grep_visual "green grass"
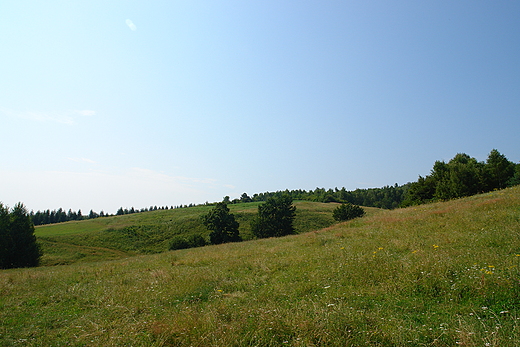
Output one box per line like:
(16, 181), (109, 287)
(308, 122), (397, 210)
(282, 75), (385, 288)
(1, 188), (519, 346)
(35, 201), (345, 266)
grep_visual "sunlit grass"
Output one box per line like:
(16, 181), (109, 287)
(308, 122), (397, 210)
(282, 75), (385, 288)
(35, 201), (341, 266)
(1, 187), (519, 346)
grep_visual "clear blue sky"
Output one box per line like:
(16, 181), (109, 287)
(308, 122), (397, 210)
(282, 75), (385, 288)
(1, 1), (519, 213)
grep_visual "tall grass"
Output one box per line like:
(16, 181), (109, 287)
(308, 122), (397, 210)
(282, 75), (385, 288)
(1, 187), (519, 346)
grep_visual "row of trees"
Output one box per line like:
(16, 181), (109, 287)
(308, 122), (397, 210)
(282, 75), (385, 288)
(30, 208), (101, 225)
(0, 203), (41, 269)
(234, 183), (409, 209)
(232, 150), (518, 209)
(31, 203), (201, 226)
(30, 149), (517, 227)
(231, 185), (409, 210)
(403, 149), (520, 205)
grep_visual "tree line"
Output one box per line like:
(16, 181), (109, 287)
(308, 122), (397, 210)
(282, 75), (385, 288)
(231, 185), (409, 209)
(234, 149), (518, 208)
(402, 149), (519, 206)
(29, 149), (519, 226)
(31, 204), (199, 226)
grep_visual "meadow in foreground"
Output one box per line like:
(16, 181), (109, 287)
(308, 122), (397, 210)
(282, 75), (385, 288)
(1, 187), (519, 346)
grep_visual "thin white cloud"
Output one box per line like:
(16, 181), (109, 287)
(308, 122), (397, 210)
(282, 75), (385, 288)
(126, 19), (137, 31)
(2, 109), (96, 125)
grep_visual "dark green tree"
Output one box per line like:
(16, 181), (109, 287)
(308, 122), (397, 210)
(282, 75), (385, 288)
(485, 149), (516, 190)
(401, 175), (436, 206)
(240, 193), (252, 203)
(0, 203), (42, 269)
(201, 201), (241, 245)
(251, 195), (296, 238)
(332, 203), (365, 221)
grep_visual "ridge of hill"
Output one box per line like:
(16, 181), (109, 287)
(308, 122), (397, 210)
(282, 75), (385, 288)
(35, 201), (369, 266)
(2, 186), (519, 346)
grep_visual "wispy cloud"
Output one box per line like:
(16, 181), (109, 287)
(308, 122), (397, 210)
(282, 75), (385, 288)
(2, 109), (96, 125)
(126, 19), (137, 31)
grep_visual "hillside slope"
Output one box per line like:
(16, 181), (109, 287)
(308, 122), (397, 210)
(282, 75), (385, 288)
(2, 187), (519, 346)
(35, 201), (354, 266)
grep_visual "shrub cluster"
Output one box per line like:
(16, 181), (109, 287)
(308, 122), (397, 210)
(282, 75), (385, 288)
(169, 234), (206, 251)
(332, 203), (365, 221)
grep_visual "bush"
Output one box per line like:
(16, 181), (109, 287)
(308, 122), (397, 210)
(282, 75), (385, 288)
(169, 234), (206, 251)
(332, 203), (365, 221)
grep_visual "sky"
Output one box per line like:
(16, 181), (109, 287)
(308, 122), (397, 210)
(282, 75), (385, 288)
(1, 1), (519, 214)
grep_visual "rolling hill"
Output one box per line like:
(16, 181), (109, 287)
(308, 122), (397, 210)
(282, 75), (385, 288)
(1, 187), (519, 346)
(34, 201), (354, 266)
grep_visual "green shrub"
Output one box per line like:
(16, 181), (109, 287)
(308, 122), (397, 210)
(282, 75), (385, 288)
(169, 234), (206, 250)
(186, 234), (207, 248)
(332, 203), (365, 221)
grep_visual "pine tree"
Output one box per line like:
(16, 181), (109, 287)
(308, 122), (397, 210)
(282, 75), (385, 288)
(0, 203), (41, 269)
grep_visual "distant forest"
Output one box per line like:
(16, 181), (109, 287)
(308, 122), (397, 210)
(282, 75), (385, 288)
(30, 149), (519, 226)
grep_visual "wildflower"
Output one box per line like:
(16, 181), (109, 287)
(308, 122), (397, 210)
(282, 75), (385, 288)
(433, 245), (439, 249)
(412, 250), (418, 254)
(217, 289), (223, 292)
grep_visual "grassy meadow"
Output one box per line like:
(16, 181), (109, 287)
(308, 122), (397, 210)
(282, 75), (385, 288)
(34, 201), (343, 266)
(1, 188), (519, 346)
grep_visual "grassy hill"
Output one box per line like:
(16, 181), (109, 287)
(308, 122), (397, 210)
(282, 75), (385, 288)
(1, 187), (520, 346)
(35, 201), (351, 266)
